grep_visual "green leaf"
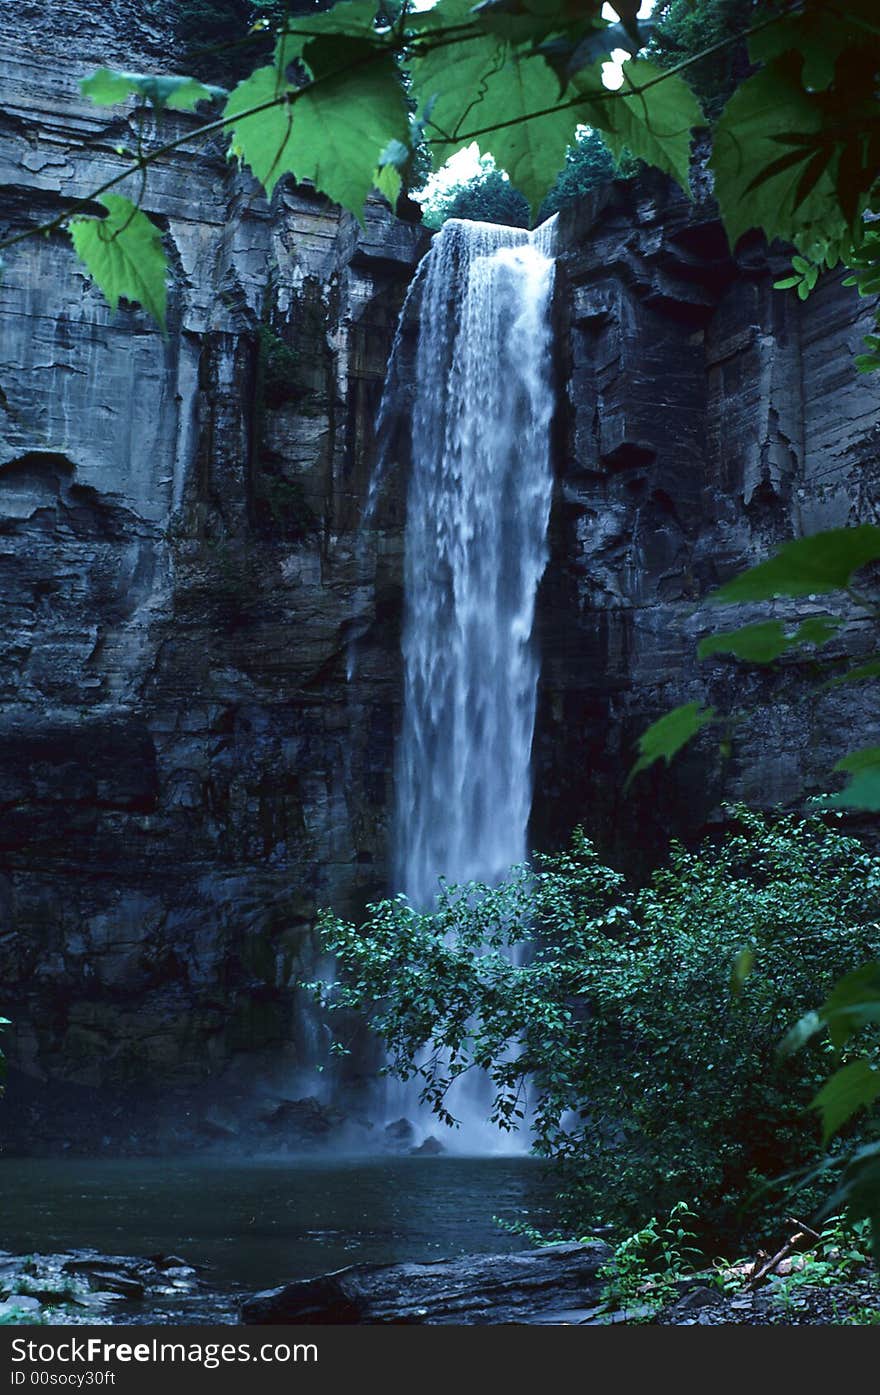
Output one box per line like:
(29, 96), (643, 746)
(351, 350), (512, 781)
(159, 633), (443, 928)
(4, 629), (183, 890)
(711, 526), (880, 603)
(794, 148), (835, 215)
(476, 56), (585, 213)
(745, 146), (812, 196)
(81, 68), (223, 110)
(821, 962), (880, 1051)
(819, 1140), (880, 1263)
(595, 59), (702, 192)
(275, 0), (383, 71)
(378, 136), (410, 171)
(153, 76), (226, 110)
(730, 947), (755, 998)
(827, 659), (880, 688)
(824, 747), (880, 813)
(779, 1009), (823, 1057)
(711, 58), (839, 249)
(792, 616), (841, 647)
(297, 36), (410, 217)
(227, 67), (305, 198)
(226, 39), (409, 218)
(539, 17), (655, 86)
(410, 0), (501, 140)
(80, 67), (135, 104)
(836, 747), (880, 774)
(417, 43), (699, 215)
(473, 0), (608, 45)
(698, 620), (790, 665)
(782, 961), (880, 1058)
(414, 12), (580, 213)
(375, 158), (402, 206)
(412, 8), (540, 201)
(811, 1059), (880, 1143)
(698, 616), (842, 665)
(749, 6), (874, 94)
(626, 702), (716, 789)
(69, 195), (167, 331)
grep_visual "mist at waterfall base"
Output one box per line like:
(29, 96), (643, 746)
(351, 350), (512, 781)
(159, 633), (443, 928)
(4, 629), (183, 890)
(354, 216), (558, 1155)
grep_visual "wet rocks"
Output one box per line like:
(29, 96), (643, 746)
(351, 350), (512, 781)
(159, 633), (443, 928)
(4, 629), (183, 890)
(410, 1136), (445, 1157)
(382, 1118), (416, 1153)
(240, 1240), (611, 1325)
(0, 1249), (209, 1322)
(0, 1295), (43, 1320)
(258, 1096), (348, 1145)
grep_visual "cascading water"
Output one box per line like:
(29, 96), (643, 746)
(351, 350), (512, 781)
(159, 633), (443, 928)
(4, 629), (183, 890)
(370, 215), (558, 1150)
(395, 217), (557, 909)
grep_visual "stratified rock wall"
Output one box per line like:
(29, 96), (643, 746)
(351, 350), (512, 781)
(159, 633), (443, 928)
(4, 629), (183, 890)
(0, 4), (426, 1141)
(534, 176), (880, 866)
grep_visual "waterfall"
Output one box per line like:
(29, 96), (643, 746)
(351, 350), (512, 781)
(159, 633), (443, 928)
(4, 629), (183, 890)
(367, 215), (557, 1150)
(396, 217), (557, 909)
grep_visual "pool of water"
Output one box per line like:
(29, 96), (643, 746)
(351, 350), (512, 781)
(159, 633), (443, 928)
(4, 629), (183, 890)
(0, 1155), (556, 1298)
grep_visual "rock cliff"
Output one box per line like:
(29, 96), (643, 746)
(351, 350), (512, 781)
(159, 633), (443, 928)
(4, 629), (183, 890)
(1, 6), (878, 1148)
(534, 177), (880, 867)
(0, 3), (424, 1146)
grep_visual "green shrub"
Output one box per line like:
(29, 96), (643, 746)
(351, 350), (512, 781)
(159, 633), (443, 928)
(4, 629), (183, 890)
(420, 131), (639, 231)
(597, 1202), (701, 1318)
(537, 130), (640, 220)
(258, 325), (301, 410)
(420, 159), (531, 231)
(315, 809), (880, 1247)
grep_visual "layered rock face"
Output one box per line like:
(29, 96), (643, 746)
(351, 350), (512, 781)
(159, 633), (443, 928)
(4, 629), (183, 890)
(1, 6), (878, 1147)
(534, 177), (880, 867)
(0, 5), (426, 1145)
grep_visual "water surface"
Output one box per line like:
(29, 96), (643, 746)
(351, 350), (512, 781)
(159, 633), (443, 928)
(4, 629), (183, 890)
(1, 1154), (555, 1297)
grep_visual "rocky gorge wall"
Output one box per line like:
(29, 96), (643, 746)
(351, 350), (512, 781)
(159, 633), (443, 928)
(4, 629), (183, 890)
(1, 4), (879, 1151)
(534, 177), (880, 867)
(0, 2), (425, 1148)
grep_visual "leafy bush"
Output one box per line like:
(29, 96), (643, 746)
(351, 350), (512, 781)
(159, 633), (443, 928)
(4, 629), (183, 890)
(764, 1216), (873, 1316)
(597, 1202), (701, 1318)
(420, 159), (531, 231)
(537, 129), (640, 220)
(316, 810), (880, 1247)
(420, 131), (638, 231)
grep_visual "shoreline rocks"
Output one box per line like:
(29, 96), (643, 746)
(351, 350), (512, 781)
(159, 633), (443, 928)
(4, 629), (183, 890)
(0, 1249), (235, 1325)
(240, 1241), (611, 1325)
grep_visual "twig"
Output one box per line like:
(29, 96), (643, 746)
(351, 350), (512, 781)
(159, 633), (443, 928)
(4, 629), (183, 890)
(748, 1225), (818, 1288)
(786, 1216), (823, 1244)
